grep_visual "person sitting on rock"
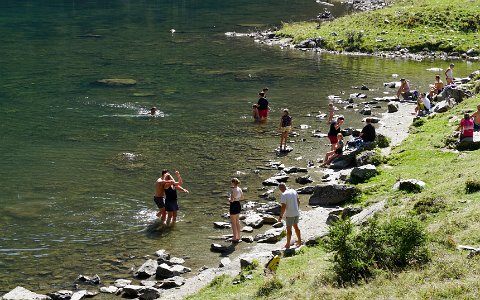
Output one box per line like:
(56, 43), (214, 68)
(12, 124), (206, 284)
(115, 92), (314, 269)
(320, 133), (344, 167)
(397, 78), (412, 100)
(414, 93), (430, 116)
(327, 116), (344, 151)
(348, 118), (376, 149)
(471, 104), (480, 132)
(456, 113), (474, 142)
(429, 75), (444, 99)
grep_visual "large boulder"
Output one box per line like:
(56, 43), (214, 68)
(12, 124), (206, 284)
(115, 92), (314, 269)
(350, 164), (378, 182)
(257, 202), (281, 215)
(243, 214), (264, 228)
(254, 228), (284, 243)
(296, 186), (315, 194)
(393, 179), (426, 193)
(159, 276), (185, 289)
(46, 291), (72, 300)
(123, 285), (161, 300)
(387, 101), (399, 113)
(155, 250), (171, 261)
(355, 150), (377, 166)
(436, 86), (466, 103)
(3, 287), (51, 300)
(135, 259), (158, 279)
(329, 151), (356, 169)
(113, 279), (131, 288)
(309, 184), (361, 206)
(74, 274), (100, 285)
(295, 175), (313, 184)
(155, 263), (190, 279)
(433, 99), (456, 113)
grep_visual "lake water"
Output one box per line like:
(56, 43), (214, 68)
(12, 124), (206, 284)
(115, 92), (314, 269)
(0, 0), (476, 293)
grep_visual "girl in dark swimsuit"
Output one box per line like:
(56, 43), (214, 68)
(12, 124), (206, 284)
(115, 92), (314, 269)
(164, 174), (189, 225)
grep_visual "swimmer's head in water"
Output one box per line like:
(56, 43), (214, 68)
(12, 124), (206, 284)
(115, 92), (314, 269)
(150, 107), (157, 115)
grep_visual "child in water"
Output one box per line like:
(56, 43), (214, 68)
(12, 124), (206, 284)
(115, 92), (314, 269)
(252, 104), (259, 122)
(279, 109), (292, 151)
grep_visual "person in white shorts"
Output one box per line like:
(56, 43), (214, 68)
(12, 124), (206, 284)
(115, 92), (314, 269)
(278, 183), (302, 249)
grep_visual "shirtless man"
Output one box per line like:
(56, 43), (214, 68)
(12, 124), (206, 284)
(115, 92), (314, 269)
(154, 169), (183, 223)
(396, 78), (412, 100)
(471, 104), (480, 132)
(429, 75), (444, 98)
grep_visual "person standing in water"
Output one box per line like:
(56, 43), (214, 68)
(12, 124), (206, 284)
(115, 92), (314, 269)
(163, 171), (189, 225)
(445, 63), (455, 85)
(154, 170), (182, 224)
(257, 91), (269, 121)
(229, 178), (244, 243)
(279, 109), (292, 151)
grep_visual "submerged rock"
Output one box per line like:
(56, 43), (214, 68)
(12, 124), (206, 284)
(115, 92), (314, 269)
(47, 290), (72, 300)
(75, 274), (101, 285)
(94, 78), (137, 86)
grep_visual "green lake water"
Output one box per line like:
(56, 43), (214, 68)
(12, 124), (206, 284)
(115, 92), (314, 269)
(0, 0), (477, 293)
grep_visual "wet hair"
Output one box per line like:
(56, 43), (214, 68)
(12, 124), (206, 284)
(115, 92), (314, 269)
(262, 87), (269, 92)
(252, 104), (258, 108)
(231, 178), (241, 185)
(162, 169), (169, 176)
(259, 92), (265, 97)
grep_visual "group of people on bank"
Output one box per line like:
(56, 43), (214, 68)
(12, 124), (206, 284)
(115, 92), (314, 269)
(396, 63), (456, 117)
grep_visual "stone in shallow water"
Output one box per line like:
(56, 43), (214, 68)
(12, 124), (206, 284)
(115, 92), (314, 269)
(94, 78), (137, 86)
(4, 287), (51, 300)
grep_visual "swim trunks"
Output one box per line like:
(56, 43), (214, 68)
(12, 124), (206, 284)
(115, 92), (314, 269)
(154, 196), (165, 209)
(229, 201), (241, 215)
(285, 216), (299, 227)
(328, 135), (338, 144)
(258, 109), (268, 119)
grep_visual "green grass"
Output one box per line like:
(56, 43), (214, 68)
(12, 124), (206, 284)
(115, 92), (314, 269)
(277, 0), (480, 54)
(189, 94), (480, 299)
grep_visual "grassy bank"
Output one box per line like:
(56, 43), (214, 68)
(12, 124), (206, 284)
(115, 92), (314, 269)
(189, 93), (480, 299)
(277, 0), (480, 54)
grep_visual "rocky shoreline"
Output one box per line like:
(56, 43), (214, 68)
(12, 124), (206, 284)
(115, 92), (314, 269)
(3, 68), (478, 300)
(225, 30), (480, 62)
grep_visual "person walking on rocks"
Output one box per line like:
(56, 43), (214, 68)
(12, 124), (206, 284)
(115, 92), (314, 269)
(279, 109), (292, 151)
(445, 63), (455, 85)
(229, 178), (244, 243)
(327, 116), (344, 151)
(278, 183), (302, 249)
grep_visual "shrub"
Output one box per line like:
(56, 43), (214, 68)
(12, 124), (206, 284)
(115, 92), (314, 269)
(413, 196), (446, 214)
(256, 276), (283, 297)
(208, 274), (229, 287)
(376, 134), (391, 148)
(325, 217), (430, 284)
(465, 179), (480, 194)
(412, 118), (426, 128)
